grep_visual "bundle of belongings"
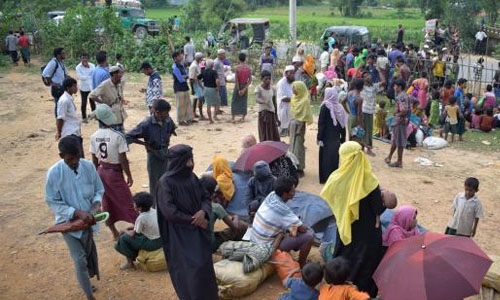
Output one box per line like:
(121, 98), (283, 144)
(218, 240), (273, 273)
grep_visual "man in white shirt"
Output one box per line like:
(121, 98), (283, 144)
(276, 65), (295, 136)
(76, 53), (95, 122)
(475, 28), (488, 55)
(319, 45), (330, 72)
(183, 36), (195, 66)
(189, 52), (205, 119)
(56, 77), (83, 157)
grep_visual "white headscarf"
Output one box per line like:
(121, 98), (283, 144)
(321, 87), (347, 128)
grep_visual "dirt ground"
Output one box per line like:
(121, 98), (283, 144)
(0, 66), (499, 300)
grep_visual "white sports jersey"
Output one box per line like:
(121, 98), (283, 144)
(89, 128), (129, 164)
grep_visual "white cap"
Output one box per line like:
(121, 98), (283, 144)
(217, 49), (226, 55)
(292, 55), (303, 63)
(285, 65), (295, 72)
(194, 52), (203, 59)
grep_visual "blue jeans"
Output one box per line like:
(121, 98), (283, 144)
(62, 231), (94, 298)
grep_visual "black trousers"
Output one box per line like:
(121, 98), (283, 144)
(80, 90), (94, 119)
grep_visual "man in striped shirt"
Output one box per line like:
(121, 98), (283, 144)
(243, 176), (314, 267)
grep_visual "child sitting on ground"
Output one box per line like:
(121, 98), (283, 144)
(480, 108), (496, 132)
(277, 262), (323, 300)
(375, 100), (388, 138)
(114, 192), (162, 270)
(445, 177), (484, 237)
(211, 155), (235, 207)
(428, 91), (441, 128)
(247, 161), (277, 221)
(199, 175), (247, 252)
(382, 205), (421, 247)
(444, 96), (461, 143)
(470, 108), (482, 130)
(319, 257), (370, 300)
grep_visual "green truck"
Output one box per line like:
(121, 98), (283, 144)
(114, 6), (160, 39)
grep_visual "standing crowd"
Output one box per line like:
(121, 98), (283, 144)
(38, 20), (491, 300)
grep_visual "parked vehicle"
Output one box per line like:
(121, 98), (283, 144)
(320, 26), (370, 47)
(114, 6), (160, 39)
(218, 18), (270, 50)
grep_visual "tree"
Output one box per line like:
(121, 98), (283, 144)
(394, 0), (407, 13)
(329, 0), (363, 17)
(479, 0), (499, 25)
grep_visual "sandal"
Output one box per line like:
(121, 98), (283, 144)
(384, 157), (391, 164)
(388, 162), (402, 168)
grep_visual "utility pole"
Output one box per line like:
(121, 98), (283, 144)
(289, 0), (296, 53)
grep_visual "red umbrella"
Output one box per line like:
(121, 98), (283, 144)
(373, 232), (492, 300)
(234, 141), (289, 171)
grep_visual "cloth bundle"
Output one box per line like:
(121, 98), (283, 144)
(218, 240), (272, 273)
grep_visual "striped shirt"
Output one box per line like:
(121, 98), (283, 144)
(244, 192), (302, 244)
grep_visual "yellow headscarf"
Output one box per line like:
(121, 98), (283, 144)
(320, 141), (379, 245)
(290, 81), (313, 125)
(212, 155), (235, 201)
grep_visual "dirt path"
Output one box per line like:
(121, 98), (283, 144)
(0, 66), (499, 300)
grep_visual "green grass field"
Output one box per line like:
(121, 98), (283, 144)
(146, 5), (426, 43)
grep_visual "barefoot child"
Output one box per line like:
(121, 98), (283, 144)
(444, 96), (461, 142)
(445, 177), (484, 237)
(319, 257), (370, 300)
(114, 192), (161, 270)
(375, 100), (388, 138)
(278, 262), (323, 300)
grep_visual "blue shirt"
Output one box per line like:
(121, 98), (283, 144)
(454, 87), (465, 111)
(42, 58), (67, 86)
(126, 115), (177, 150)
(45, 159), (104, 239)
(92, 65), (110, 90)
(278, 278), (319, 300)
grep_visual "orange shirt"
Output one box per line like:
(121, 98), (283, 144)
(319, 284), (370, 300)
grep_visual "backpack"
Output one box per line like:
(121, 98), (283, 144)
(41, 59), (58, 86)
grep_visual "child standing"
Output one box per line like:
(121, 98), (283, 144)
(114, 192), (162, 270)
(428, 91), (441, 128)
(278, 262), (323, 300)
(319, 257), (370, 300)
(444, 96), (460, 142)
(445, 177), (484, 237)
(375, 100), (388, 138)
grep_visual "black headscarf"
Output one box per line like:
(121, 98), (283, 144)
(164, 144), (193, 177)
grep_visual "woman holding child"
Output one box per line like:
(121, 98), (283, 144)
(321, 141), (386, 298)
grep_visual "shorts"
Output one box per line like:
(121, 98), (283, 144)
(444, 122), (457, 134)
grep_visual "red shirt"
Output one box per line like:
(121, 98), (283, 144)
(18, 35), (29, 47)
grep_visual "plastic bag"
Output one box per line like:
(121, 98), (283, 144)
(215, 259), (275, 299)
(136, 249), (167, 272)
(422, 136), (448, 150)
(415, 129), (424, 146)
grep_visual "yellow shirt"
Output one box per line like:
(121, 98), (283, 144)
(433, 60), (445, 77)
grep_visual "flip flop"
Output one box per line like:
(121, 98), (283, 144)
(384, 157), (391, 164)
(388, 162), (402, 168)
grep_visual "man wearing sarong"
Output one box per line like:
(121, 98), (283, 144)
(157, 144), (219, 300)
(172, 50), (195, 126)
(45, 135), (104, 300)
(276, 65), (295, 136)
(126, 99), (176, 206)
(90, 104), (137, 240)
